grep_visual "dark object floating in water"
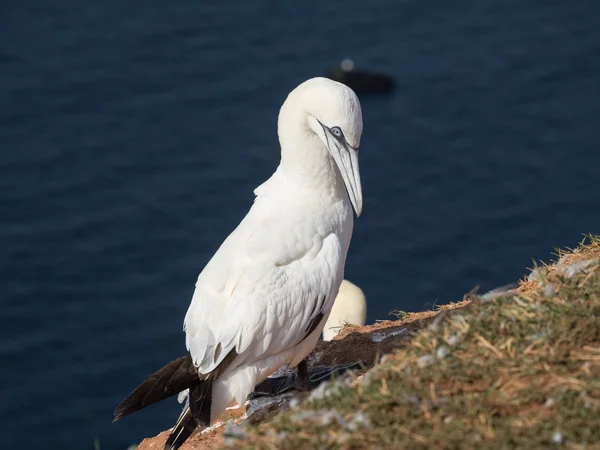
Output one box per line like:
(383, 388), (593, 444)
(328, 59), (395, 94)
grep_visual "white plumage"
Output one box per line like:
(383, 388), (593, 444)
(322, 279), (367, 341)
(183, 77), (363, 422)
(114, 78), (364, 444)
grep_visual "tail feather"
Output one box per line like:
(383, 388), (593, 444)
(164, 407), (196, 450)
(115, 348), (237, 449)
(164, 382), (213, 450)
(114, 356), (197, 422)
(189, 381), (213, 427)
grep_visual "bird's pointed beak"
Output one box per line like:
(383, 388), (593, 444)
(326, 134), (363, 217)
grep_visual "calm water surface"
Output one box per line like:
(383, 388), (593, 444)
(2, 1), (600, 448)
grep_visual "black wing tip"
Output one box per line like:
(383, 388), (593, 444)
(113, 407), (128, 422)
(112, 356), (198, 423)
(112, 390), (147, 422)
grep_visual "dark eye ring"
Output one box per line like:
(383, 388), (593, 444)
(330, 126), (343, 138)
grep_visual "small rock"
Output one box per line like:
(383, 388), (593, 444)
(201, 421), (224, 434)
(345, 421), (358, 432)
(528, 269), (541, 282)
(309, 382), (329, 400)
(362, 370), (375, 385)
(318, 408), (345, 427)
(447, 333), (461, 346)
(370, 328), (407, 343)
(247, 392), (298, 423)
(277, 432), (288, 441)
(353, 411), (370, 427)
(543, 398), (555, 408)
(565, 258), (598, 278)
(552, 431), (563, 445)
(223, 421), (246, 438)
(527, 268), (542, 282)
(223, 421), (247, 447)
(307, 351), (323, 365)
(405, 392), (420, 406)
(480, 283), (519, 302)
(417, 354), (436, 368)
(319, 432), (330, 441)
(345, 411), (371, 431)
(436, 345), (450, 359)
(556, 257), (598, 278)
(429, 312), (448, 331)
(289, 410), (315, 424)
(336, 434), (350, 444)
(451, 314), (468, 326)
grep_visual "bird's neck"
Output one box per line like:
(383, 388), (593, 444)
(278, 129), (346, 200)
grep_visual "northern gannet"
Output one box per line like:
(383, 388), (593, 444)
(113, 77), (363, 450)
(322, 279), (367, 341)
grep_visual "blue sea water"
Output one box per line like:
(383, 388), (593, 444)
(1, 1), (600, 448)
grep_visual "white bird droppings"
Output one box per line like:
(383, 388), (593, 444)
(417, 354), (436, 368)
(552, 431), (563, 445)
(436, 345), (450, 360)
(447, 333), (462, 346)
(370, 328), (407, 343)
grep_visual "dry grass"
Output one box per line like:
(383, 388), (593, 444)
(518, 234), (600, 296)
(221, 235), (600, 449)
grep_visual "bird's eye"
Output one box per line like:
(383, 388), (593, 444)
(330, 126), (343, 138)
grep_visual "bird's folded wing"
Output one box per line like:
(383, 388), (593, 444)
(183, 214), (342, 377)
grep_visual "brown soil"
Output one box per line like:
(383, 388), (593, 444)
(137, 405), (247, 450)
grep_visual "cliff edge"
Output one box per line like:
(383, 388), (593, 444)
(136, 235), (600, 449)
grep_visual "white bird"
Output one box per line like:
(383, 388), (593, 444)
(322, 279), (367, 341)
(113, 77), (363, 450)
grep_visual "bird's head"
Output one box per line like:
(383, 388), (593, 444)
(278, 77), (363, 217)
